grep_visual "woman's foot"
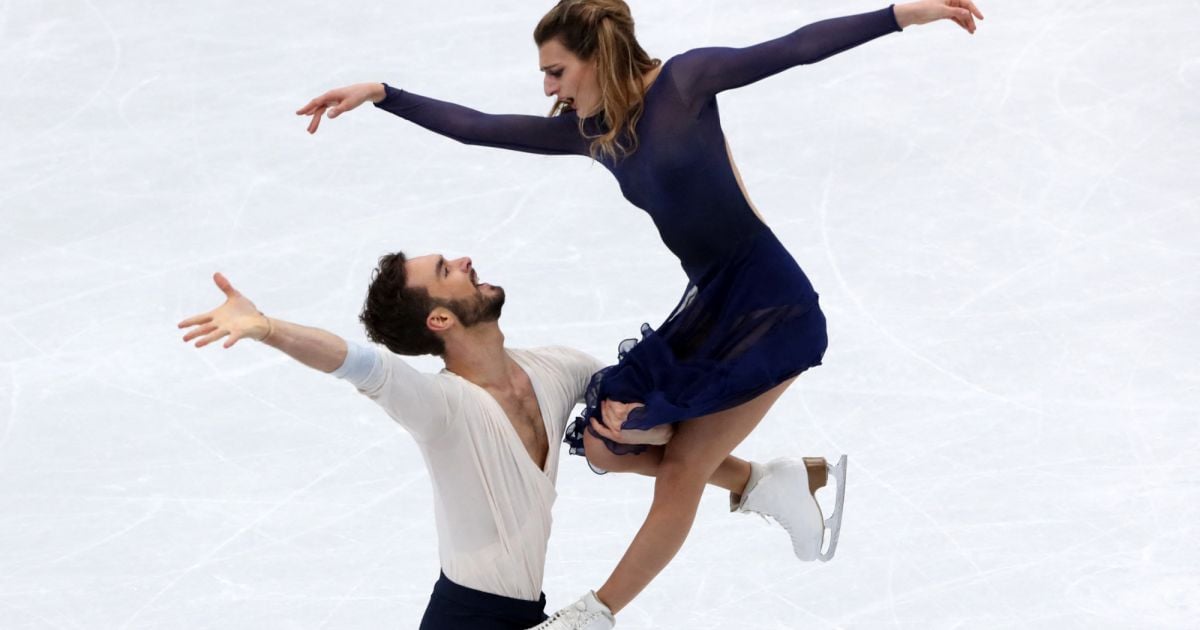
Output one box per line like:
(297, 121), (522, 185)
(732, 455), (848, 561)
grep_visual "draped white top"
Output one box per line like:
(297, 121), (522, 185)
(334, 342), (602, 600)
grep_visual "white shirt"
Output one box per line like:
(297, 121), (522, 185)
(333, 342), (602, 601)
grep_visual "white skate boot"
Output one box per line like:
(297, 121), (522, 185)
(526, 591), (615, 630)
(732, 455), (847, 562)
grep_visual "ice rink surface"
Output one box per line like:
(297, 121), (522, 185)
(2, 0), (1198, 628)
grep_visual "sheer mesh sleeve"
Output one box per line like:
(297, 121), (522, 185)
(374, 85), (589, 156)
(668, 6), (901, 106)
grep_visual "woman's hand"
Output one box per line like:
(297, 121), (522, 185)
(590, 400), (676, 446)
(296, 82), (387, 134)
(894, 0), (984, 34)
(178, 273), (271, 349)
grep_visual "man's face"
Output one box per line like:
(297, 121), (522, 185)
(405, 254), (505, 327)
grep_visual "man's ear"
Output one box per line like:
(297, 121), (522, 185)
(427, 307), (455, 334)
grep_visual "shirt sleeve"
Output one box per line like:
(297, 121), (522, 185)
(545, 346), (605, 405)
(333, 341), (450, 442)
(374, 85), (590, 156)
(668, 6), (902, 106)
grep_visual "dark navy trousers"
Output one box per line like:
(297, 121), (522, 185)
(418, 572), (548, 630)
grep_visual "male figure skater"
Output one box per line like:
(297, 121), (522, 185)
(178, 252), (820, 629)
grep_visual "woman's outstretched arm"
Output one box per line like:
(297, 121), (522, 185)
(670, 1), (983, 104)
(297, 82), (588, 156)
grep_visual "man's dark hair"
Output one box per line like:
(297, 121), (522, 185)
(359, 252), (446, 356)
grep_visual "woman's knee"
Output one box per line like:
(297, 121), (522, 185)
(653, 454), (711, 492)
(656, 428), (738, 488)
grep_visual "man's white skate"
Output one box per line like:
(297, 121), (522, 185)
(733, 455), (847, 562)
(526, 591), (615, 630)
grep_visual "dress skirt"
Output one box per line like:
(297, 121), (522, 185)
(565, 227), (829, 457)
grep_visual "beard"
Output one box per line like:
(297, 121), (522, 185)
(443, 285), (506, 327)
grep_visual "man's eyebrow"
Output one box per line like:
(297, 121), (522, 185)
(435, 256), (445, 280)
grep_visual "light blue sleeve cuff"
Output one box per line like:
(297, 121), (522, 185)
(331, 340), (380, 388)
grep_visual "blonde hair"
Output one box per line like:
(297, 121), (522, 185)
(534, 0), (660, 161)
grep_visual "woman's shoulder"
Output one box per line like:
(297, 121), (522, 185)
(657, 54), (684, 78)
(656, 50), (709, 89)
(640, 54), (688, 99)
(662, 49), (708, 69)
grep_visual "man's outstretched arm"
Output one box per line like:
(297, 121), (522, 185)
(178, 272), (347, 373)
(178, 272), (448, 440)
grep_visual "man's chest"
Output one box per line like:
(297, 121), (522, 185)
(490, 381), (550, 468)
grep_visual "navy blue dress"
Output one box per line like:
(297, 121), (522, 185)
(375, 7), (902, 455)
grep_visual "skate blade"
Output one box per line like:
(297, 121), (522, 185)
(818, 454), (847, 562)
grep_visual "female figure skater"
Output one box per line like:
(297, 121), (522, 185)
(298, 1), (983, 627)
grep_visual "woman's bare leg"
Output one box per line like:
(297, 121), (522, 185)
(583, 428), (753, 493)
(594, 378), (797, 614)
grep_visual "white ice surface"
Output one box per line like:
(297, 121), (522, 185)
(2, 1), (1198, 628)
